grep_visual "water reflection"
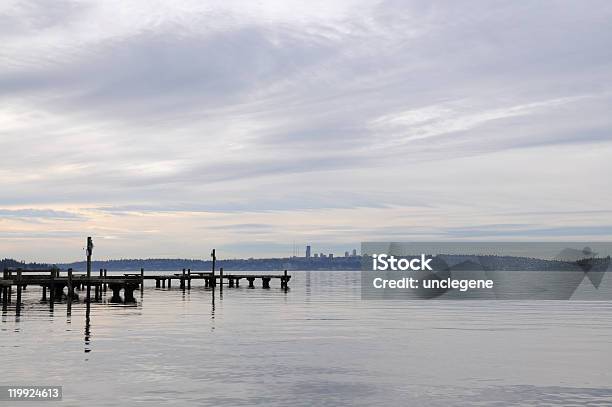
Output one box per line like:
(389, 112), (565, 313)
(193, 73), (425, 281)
(1, 271), (611, 406)
(84, 300), (91, 354)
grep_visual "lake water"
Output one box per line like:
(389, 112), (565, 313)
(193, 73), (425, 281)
(1, 271), (611, 406)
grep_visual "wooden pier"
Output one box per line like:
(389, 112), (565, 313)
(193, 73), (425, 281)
(0, 239), (291, 315)
(0, 267), (291, 307)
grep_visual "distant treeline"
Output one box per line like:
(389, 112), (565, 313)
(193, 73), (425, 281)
(1, 258), (53, 270)
(57, 256), (364, 272)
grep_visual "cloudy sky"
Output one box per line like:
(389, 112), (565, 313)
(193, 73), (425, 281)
(1, 0), (612, 262)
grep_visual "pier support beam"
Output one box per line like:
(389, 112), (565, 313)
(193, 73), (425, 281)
(247, 277), (255, 288)
(229, 278), (234, 288)
(109, 284), (123, 303)
(155, 279), (160, 288)
(124, 284), (137, 303)
(53, 284), (66, 301)
(262, 277), (271, 289)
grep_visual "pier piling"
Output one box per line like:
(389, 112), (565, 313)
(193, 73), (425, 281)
(67, 269), (73, 315)
(86, 237), (93, 305)
(16, 271), (22, 313)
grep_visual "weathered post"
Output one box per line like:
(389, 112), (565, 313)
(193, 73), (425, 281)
(103, 269), (108, 292)
(67, 268), (73, 315)
(219, 267), (224, 292)
(187, 269), (191, 290)
(95, 268), (102, 301)
(16, 270), (22, 314)
(181, 268), (186, 289)
(86, 237), (93, 305)
(211, 249), (216, 287)
(140, 268), (144, 291)
(49, 269), (55, 306)
(2, 270), (8, 307)
(282, 269), (288, 289)
(7, 271), (12, 303)
(162, 279), (166, 288)
(262, 277), (271, 289)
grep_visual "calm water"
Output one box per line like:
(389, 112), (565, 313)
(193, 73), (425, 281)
(1, 271), (612, 406)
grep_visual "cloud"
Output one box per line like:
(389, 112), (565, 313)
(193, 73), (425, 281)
(0, 208), (83, 220)
(1, 0), (612, 260)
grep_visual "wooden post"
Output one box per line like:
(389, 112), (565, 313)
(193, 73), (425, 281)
(211, 249), (216, 287)
(162, 279), (166, 288)
(219, 267), (223, 292)
(168, 277), (171, 288)
(181, 268), (186, 289)
(104, 269), (108, 292)
(282, 269), (288, 289)
(16, 271), (22, 313)
(140, 268), (144, 290)
(187, 269), (191, 289)
(7, 271), (12, 303)
(49, 269), (55, 305)
(86, 237), (93, 305)
(95, 268), (102, 300)
(67, 268), (73, 315)
(2, 270), (7, 307)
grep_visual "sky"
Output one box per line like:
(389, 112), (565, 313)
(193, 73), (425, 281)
(1, 0), (612, 262)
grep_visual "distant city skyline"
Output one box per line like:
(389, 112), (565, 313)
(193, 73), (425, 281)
(2, 1), (612, 262)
